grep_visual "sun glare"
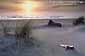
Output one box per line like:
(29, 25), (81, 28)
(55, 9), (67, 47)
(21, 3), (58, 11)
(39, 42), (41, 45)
(21, 1), (39, 12)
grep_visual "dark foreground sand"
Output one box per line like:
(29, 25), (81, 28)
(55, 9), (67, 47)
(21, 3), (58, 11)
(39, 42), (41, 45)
(0, 19), (85, 56)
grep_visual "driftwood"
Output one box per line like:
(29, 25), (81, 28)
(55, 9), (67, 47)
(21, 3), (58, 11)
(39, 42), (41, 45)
(73, 16), (85, 26)
(48, 20), (62, 27)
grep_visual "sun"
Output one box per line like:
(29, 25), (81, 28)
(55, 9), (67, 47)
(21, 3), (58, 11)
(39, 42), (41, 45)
(21, 1), (39, 12)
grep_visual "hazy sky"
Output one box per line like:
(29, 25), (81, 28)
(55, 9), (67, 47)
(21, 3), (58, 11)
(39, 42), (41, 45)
(0, 0), (85, 18)
(0, 0), (83, 12)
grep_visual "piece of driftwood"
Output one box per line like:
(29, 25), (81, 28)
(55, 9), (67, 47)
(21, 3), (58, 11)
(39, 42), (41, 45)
(73, 16), (85, 25)
(48, 20), (62, 27)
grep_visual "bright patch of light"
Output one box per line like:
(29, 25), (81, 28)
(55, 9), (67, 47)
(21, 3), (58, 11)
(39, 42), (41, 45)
(20, 1), (39, 13)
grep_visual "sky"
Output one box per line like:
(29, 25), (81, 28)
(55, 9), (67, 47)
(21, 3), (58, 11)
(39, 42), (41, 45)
(0, 0), (84, 12)
(0, 0), (85, 19)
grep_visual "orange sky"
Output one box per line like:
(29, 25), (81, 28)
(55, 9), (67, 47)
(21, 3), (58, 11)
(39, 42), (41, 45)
(0, 0), (85, 16)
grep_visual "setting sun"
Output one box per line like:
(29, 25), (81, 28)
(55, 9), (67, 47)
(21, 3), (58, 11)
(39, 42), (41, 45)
(20, 1), (39, 12)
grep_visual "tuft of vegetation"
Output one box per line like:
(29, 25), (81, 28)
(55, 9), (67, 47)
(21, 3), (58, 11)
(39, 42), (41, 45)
(15, 20), (36, 47)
